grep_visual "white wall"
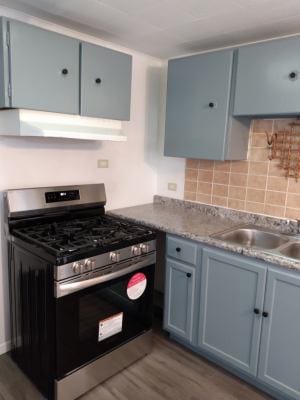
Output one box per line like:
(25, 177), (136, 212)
(0, 6), (185, 354)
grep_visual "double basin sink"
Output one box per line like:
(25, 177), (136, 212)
(211, 225), (300, 261)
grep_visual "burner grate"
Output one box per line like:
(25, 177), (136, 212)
(12, 215), (153, 257)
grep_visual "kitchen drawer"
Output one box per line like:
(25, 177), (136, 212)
(166, 235), (198, 266)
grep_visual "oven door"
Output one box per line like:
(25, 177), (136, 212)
(55, 254), (155, 379)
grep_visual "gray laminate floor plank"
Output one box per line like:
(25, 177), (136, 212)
(0, 332), (272, 400)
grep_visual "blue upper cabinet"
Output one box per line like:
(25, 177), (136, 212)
(164, 49), (250, 160)
(80, 43), (132, 120)
(234, 37), (300, 117)
(6, 19), (80, 114)
(0, 17), (132, 120)
(258, 267), (300, 399)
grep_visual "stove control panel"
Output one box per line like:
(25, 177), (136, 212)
(55, 240), (156, 281)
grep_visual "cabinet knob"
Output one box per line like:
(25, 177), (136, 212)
(95, 78), (102, 84)
(289, 71), (298, 81)
(175, 247), (181, 252)
(208, 102), (216, 108)
(61, 68), (69, 75)
(253, 308), (260, 315)
(186, 273), (192, 278)
(262, 311), (269, 318)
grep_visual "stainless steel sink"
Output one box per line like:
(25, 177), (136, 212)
(279, 242), (300, 260)
(212, 226), (289, 250)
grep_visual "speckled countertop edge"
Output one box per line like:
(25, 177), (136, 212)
(108, 196), (300, 273)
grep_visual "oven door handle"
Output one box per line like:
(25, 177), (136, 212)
(55, 253), (155, 298)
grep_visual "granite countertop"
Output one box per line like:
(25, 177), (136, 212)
(109, 196), (300, 273)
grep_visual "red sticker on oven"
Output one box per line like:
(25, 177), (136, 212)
(127, 272), (147, 300)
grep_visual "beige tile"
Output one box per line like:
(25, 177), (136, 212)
(286, 193), (300, 208)
(245, 201), (265, 214)
(228, 199), (245, 210)
(229, 173), (247, 187)
(246, 188), (265, 203)
(213, 184), (228, 197)
(184, 191), (196, 201)
(268, 162), (285, 177)
(186, 159), (199, 169)
(212, 196), (227, 207)
(228, 186), (246, 200)
(247, 175), (267, 190)
(265, 191), (286, 206)
(197, 182), (212, 195)
(199, 160), (214, 170)
(231, 161), (249, 174)
(264, 204), (285, 218)
(185, 168), (198, 181)
(285, 207), (300, 220)
(251, 132), (267, 148)
(251, 119), (273, 133)
(273, 118), (297, 132)
(214, 161), (231, 172)
(196, 193), (211, 204)
(185, 181), (197, 192)
(214, 171), (230, 185)
(267, 176), (288, 192)
(288, 179), (300, 194)
(248, 148), (269, 162)
(249, 161), (268, 175)
(197, 170), (213, 183)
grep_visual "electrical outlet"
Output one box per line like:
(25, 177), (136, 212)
(97, 159), (109, 168)
(168, 182), (177, 191)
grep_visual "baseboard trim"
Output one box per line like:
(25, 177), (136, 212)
(0, 340), (11, 355)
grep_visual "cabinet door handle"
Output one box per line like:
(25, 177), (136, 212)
(61, 68), (69, 75)
(289, 71), (298, 81)
(208, 102), (216, 108)
(175, 247), (181, 252)
(253, 308), (260, 315)
(262, 311), (269, 318)
(95, 78), (102, 84)
(186, 272), (192, 278)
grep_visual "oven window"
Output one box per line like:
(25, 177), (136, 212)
(56, 264), (154, 378)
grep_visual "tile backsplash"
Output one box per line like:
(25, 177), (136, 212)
(184, 119), (300, 220)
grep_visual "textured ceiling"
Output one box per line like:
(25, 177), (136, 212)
(1, 0), (300, 59)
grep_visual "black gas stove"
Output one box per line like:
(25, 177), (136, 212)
(5, 184), (156, 400)
(12, 214), (155, 259)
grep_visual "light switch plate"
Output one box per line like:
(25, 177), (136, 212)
(97, 159), (109, 168)
(168, 182), (177, 191)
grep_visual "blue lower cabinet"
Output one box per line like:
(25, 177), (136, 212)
(258, 267), (300, 399)
(198, 248), (267, 376)
(164, 258), (196, 342)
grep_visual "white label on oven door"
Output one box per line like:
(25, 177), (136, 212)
(127, 272), (147, 300)
(98, 312), (123, 342)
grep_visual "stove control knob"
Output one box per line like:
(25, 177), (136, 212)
(140, 243), (150, 254)
(72, 262), (81, 274)
(83, 259), (94, 272)
(132, 245), (142, 256)
(110, 252), (120, 262)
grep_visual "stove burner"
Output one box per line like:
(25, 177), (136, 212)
(13, 215), (154, 257)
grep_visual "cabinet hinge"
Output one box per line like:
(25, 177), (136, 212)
(6, 30), (10, 47)
(7, 83), (11, 98)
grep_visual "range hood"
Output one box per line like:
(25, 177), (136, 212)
(0, 109), (126, 141)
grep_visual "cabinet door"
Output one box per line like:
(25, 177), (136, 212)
(8, 20), (79, 114)
(258, 268), (300, 399)
(164, 49), (233, 160)
(198, 248), (266, 376)
(164, 259), (196, 341)
(80, 43), (132, 120)
(234, 37), (300, 116)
